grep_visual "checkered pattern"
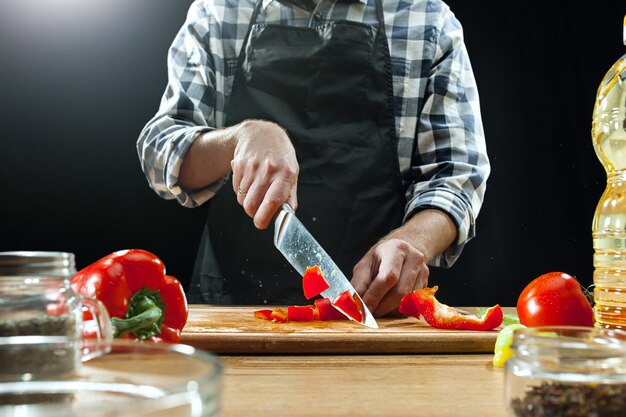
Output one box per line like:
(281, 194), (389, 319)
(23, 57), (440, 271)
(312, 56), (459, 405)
(136, 0), (490, 267)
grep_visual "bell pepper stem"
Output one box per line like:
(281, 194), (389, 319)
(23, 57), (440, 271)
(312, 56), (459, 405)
(111, 288), (166, 339)
(111, 301), (162, 338)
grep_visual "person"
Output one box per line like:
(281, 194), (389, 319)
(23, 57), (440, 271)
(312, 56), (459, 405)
(137, 0), (490, 317)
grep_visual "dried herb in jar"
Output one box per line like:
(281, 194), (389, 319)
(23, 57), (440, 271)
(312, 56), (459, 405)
(511, 381), (626, 417)
(0, 315), (77, 376)
(0, 315), (76, 337)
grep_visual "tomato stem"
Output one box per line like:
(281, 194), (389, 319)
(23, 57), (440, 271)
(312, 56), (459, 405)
(582, 284), (595, 308)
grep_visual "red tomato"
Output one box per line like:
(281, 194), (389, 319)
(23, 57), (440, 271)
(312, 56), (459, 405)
(516, 272), (594, 327)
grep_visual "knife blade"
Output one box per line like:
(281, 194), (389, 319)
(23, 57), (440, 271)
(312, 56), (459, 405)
(273, 203), (378, 329)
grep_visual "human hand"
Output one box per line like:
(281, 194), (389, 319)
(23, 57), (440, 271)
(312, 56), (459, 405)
(351, 239), (429, 317)
(231, 120), (299, 229)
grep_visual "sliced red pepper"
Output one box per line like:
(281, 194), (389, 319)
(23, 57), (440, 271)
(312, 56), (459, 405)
(399, 286), (503, 331)
(255, 306), (317, 322)
(332, 290), (364, 323)
(315, 298), (348, 321)
(254, 309), (274, 320)
(302, 265), (330, 300)
(287, 305), (316, 321)
(270, 307), (288, 323)
(71, 249), (189, 343)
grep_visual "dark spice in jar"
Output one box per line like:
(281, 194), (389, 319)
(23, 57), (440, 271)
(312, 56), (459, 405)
(0, 315), (76, 337)
(510, 381), (626, 417)
(0, 315), (77, 376)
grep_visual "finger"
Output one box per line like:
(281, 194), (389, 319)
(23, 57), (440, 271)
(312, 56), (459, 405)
(360, 247), (404, 314)
(232, 161), (256, 206)
(351, 253), (377, 296)
(253, 177), (292, 229)
(286, 181), (298, 212)
(237, 178), (254, 206)
(231, 159), (242, 195)
(413, 262), (429, 290)
(242, 174), (272, 221)
(373, 254), (427, 317)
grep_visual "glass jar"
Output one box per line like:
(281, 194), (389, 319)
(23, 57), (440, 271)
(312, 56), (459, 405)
(0, 251), (112, 374)
(505, 326), (626, 417)
(0, 337), (222, 417)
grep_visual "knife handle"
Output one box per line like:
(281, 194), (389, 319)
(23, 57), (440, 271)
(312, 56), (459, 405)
(281, 202), (294, 214)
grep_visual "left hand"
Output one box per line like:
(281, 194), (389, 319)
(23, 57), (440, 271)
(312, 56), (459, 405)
(351, 238), (429, 317)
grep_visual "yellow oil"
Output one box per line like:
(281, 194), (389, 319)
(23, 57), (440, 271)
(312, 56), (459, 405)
(591, 16), (626, 329)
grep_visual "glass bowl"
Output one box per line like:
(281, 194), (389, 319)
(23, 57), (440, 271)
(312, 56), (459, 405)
(0, 336), (222, 417)
(505, 326), (626, 417)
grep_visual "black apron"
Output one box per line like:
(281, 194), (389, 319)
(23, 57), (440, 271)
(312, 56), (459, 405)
(188, 0), (406, 305)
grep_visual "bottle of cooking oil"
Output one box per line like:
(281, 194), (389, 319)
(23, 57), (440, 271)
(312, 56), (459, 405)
(591, 15), (626, 329)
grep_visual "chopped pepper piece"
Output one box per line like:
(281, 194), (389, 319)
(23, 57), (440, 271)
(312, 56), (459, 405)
(302, 265), (330, 300)
(493, 323), (526, 367)
(254, 308), (289, 322)
(399, 286), (503, 331)
(332, 290), (364, 323)
(270, 307), (288, 323)
(315, 298), (348, 321)
(254, 309), (274, 320)
(287, 305), (316, 321)
(255, 301), (346, 322)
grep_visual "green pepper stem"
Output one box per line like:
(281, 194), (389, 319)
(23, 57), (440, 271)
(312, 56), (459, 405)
(111, 297), (162, 338)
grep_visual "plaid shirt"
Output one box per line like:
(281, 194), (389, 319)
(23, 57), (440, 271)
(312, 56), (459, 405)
(137, 0), (490, 267)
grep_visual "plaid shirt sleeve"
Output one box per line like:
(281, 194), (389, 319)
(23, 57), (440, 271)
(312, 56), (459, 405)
(405, 6), (490, 268)
(136, 1), (223, 208)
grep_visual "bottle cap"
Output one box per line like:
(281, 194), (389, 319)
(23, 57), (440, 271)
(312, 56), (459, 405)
(0, 251), (76, 277)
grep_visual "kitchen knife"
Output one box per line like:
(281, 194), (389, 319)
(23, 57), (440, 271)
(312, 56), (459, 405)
(273, 203), (378, 329)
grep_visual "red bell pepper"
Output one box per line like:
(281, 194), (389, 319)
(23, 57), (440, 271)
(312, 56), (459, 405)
(287, 305), (316, 321)
(399, 286), (503, 331)
(315, 298), (348, 321)
(255, 300), (349, 322)
(332, 290), (364, 323)
(252, 264), (360, 324)
(71, 249), (189, 343)
(254, 309), (274, 320)
(253, 307), (288, 322)
(302, 265), (330, 300)
(270, 307), (288, 323)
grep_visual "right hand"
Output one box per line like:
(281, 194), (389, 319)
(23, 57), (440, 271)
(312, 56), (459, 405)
(231, 119), (299, 229)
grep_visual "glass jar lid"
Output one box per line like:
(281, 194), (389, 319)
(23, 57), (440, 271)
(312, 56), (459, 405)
(0, 251), (76, 277)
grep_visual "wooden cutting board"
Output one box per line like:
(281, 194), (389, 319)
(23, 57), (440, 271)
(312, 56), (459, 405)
(181, 305), (511, 354)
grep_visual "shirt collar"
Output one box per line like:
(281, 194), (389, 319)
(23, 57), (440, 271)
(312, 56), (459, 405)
(261, 0), (368, 12)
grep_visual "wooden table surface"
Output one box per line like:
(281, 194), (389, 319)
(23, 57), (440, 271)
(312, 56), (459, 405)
(219, 354), (508, 417)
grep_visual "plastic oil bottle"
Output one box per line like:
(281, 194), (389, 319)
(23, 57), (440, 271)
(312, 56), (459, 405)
(591, 15), (626, 329)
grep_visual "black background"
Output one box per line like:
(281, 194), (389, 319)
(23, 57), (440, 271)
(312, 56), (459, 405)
(1, 0), (625, 307)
